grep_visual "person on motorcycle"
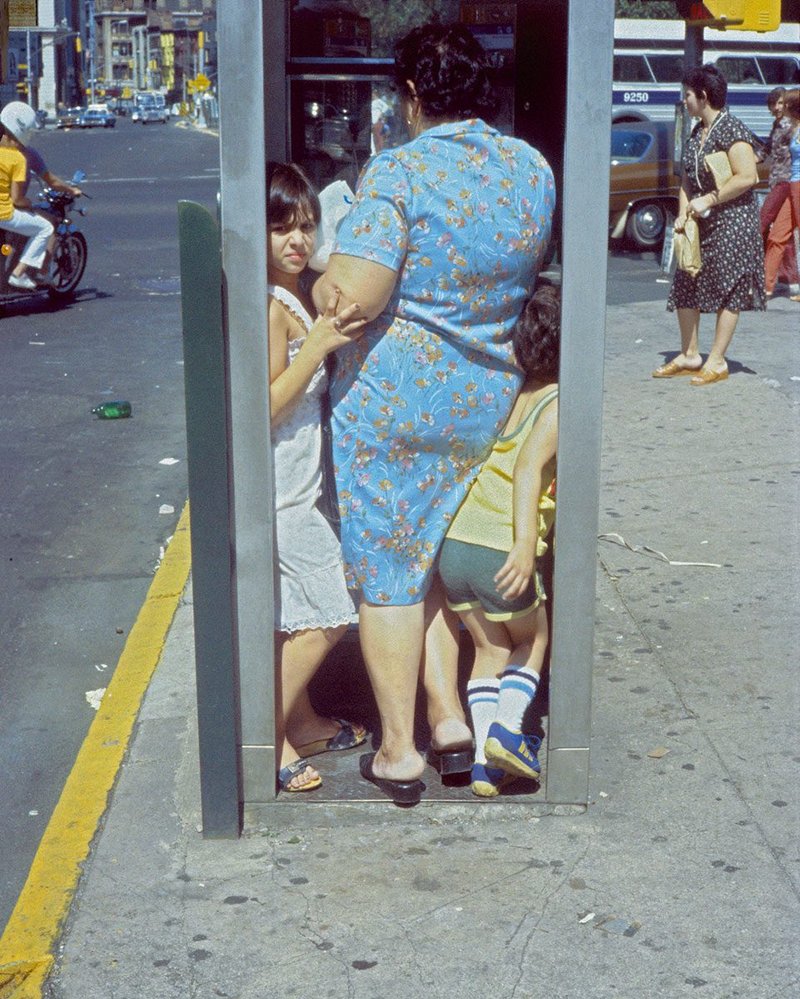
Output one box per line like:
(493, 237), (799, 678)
(24, 146), (83, 200)
(0, 101), (54, 290)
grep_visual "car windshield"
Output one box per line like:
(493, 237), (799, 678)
(610, 130), (652, 161)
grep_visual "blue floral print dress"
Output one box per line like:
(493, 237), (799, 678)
(329, 118), (555, 605)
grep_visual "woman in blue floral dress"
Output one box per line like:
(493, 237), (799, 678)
(313, 23), (555, 803)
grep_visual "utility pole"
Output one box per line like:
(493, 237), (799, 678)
(26, 29), (32, 107)
(86, 0), (97, 105)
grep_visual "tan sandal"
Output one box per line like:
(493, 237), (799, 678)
(652, 359), (701, 378)
(690, 367), (729, 386)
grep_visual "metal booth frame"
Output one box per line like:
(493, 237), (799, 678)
(182, 0), (613, 834)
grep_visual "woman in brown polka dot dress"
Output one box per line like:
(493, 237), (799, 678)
(654, 64), (765, 386)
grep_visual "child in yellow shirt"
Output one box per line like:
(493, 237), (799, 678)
(438, 283), (560, 796)
(0, 102), (54, 290)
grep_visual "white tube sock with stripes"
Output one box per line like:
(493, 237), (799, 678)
(467, 678), (500, 764)
(495, 666), (540, 732)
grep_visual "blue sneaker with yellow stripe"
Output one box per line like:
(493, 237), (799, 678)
(484, 722), (542, 780)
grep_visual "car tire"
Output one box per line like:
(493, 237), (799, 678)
(625, 201), (671, 251)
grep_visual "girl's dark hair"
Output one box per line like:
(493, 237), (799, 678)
(513, 283), (560, 381)
(767, 86), (786, 110)
(393, 22), (493, 120)
(682, 64), (728, 110)
(266, 161), (321, 227)
(784, 88), (800, 120)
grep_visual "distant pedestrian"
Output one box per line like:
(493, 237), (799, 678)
(763, 88), (800, 303)
(758, 87), (799, 297)
(438, 283), (560, 797)
(653, 65), (765, 386)
(265, 162), (369, 793)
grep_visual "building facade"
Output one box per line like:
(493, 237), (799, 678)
(1, 1), (216, 113)
(90, 1), (216, 102)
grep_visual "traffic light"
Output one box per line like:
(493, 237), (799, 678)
(675, 0), (781, 31)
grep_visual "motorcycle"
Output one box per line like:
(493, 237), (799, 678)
(1, 170), (89, 303)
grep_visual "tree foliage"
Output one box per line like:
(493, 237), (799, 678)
(616, 1), (680, 17)
(339, 0), (454, 57)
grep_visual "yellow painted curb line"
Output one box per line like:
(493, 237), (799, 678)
(0, 504), (192, 999)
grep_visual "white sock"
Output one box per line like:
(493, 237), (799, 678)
(495, 666), (540, 733)
(467, 678), (500, 764)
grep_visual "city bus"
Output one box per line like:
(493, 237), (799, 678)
(612, 18), (799, 138)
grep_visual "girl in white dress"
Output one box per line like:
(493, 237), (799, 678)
(267, 163), (368, 792)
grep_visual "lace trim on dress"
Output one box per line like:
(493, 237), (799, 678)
(268, 283), (313, 334)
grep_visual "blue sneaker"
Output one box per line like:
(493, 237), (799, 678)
(484, 722), (542, 780)
(471, 762), (514, 798)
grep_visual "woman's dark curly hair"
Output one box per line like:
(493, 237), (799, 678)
(513, 283), (561, 382)
(682, 64), (728, 111)
(266, 161), (321, 227)
(393, 22), (493, 120)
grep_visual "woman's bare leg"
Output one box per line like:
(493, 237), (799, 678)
(675, 308), (703, 367)
(704, 308), (739, 372)
(421, 577), (472, 750)
(359, 601), (426, 781)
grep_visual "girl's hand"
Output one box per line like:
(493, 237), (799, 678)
(308, 291), (367, 355)
(494, 543), (535, 601)
(674, 214), (688, 233)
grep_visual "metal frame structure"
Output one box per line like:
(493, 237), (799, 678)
(190, 0), (613, 828)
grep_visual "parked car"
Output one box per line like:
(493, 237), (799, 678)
(609, 121), (680, 250)
(139, 105), (168, 125)
(56, 107), (85, 129)
(79, 108), (116, 129)
(609, 119), (770, 251)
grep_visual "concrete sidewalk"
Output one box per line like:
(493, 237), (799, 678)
(46, 296), (799, 999)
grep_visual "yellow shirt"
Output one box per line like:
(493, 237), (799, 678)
(446, 388), (557, 555)
(0, 145), (26, 221)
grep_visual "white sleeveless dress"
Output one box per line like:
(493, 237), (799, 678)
(269, 285), (355, 633)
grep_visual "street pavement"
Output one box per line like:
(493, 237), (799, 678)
(26, 293), (800, 997)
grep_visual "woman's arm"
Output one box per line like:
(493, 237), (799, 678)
(268, 293), (366, 420)
(675, 172), (691, 231)
(494, 397), (559, 600)
(688, 140), (759, 216)
(10, 180), (32, 210)
(312, 254), (398, 322)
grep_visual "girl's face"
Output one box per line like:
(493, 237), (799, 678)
(771, 96), (785, 119)
(684, 87), (705, 119)
(267, 212), (316, 280)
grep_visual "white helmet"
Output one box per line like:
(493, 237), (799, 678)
(1, 101), (38, 146)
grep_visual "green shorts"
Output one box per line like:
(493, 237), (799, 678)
(438, 538), (545, 622)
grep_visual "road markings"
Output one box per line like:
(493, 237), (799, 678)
(0, 503), (192, 999)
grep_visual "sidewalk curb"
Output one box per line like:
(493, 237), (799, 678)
(0, 506), (192, 999)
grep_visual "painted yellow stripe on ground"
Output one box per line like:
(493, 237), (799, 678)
(0, 504), (192, 999)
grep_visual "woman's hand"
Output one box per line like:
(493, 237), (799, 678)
(494, 542), (536, 601)
(688, 194), (715, 217)
(674, 214), (688, 233)
(306, 291), (367, 357)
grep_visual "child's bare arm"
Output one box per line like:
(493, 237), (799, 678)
(494, 397), (558, 600)
(11, 180), (31, 210)
(268, 292), (365, 420)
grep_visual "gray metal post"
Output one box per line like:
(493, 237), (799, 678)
(217, 0), (287, 803)
(179, 201), (241, 837)
(546, 0), (614, 804)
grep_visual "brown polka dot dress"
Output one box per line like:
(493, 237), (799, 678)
(668, 110), (766, 314)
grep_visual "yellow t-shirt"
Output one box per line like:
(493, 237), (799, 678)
(0, 145), (27, 221)
(446, 388), (558, 555)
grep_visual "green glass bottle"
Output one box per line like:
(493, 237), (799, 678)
(91, 401), (132, 419)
